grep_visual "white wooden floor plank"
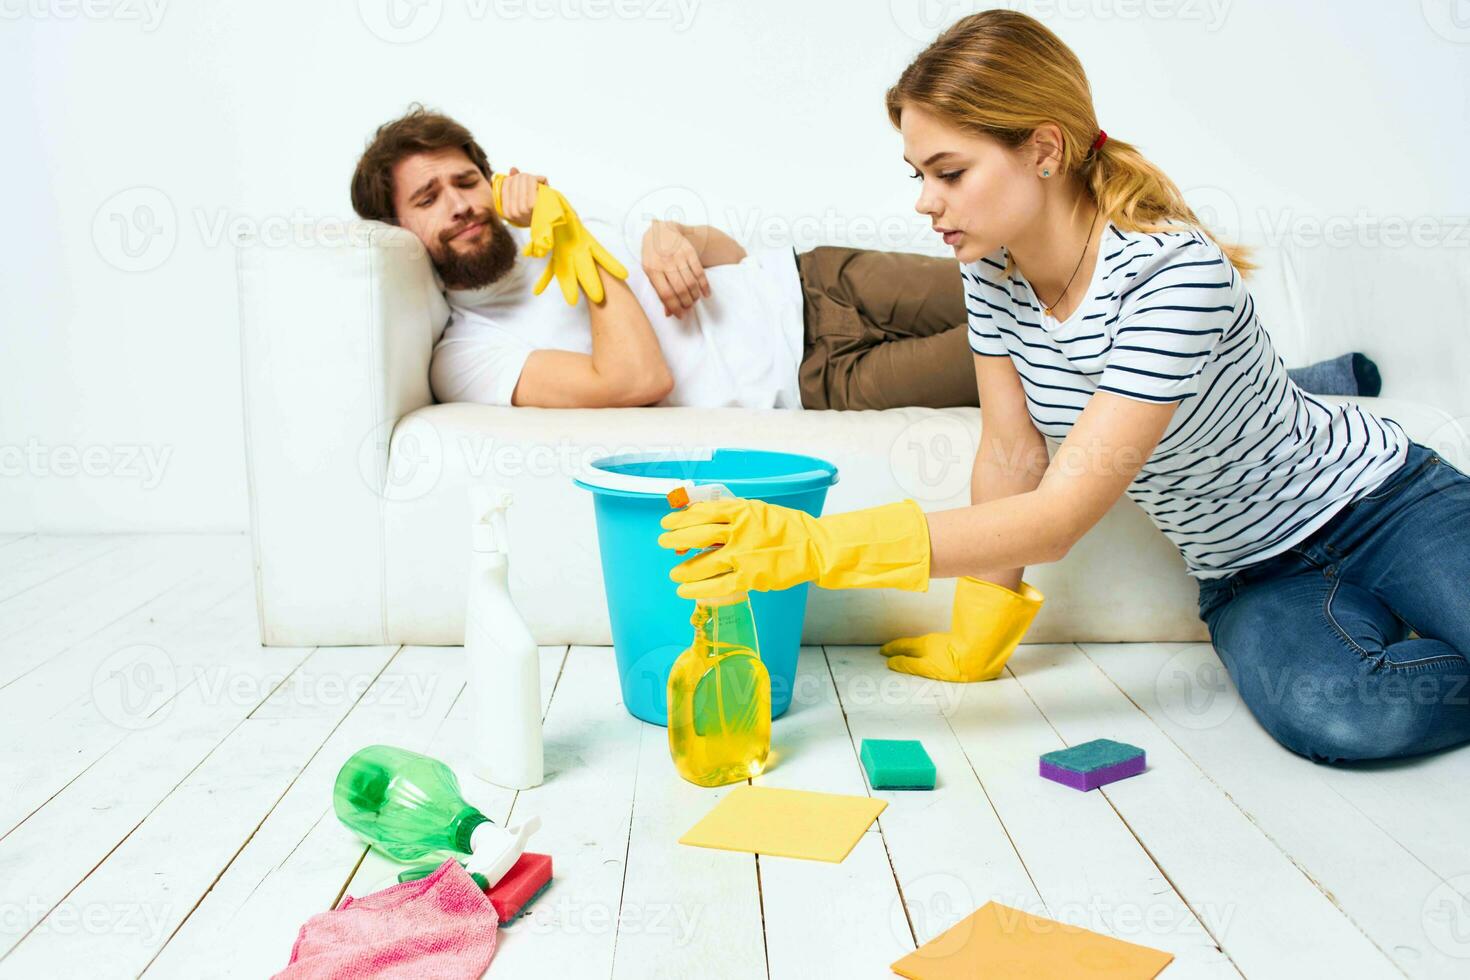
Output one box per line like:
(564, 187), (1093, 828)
(0, 534), (241, 691)
(3, 531), (1461, 980)
(829, 640), (1240, 975)
(1083, 640), (1469, 978)
(755, 647), (876, 795)
(0, 534), (124, 602)
(609, 710), (764, 980)
(1009, 642), (1400, 978)
(825, 643), (1046, 930)
(755, 647), (912, 979)
(940, 651), (1236, 976)
(0, 643), (399, 977)
(1316, 749), (1470, 886)
(0, 625), (314, 962)
(760, 831), (906, 980)
(0, 571), (261, 836)
(0, 536), (208, 646)
(424, 646), (641, 980)
(1268, 725), (1470, 908)
(826, 644), (1236, 979)
(143, 645), (480, 979)
(0, 569), (247, 729)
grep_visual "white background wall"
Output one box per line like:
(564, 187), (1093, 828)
(3, 0), (1468, 532)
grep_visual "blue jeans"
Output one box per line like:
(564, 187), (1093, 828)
(1197, 441), (1470, 764)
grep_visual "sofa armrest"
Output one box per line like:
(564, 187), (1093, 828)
(236, 221), (446, 644)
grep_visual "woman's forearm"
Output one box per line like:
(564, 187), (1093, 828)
(927, 391), (1169, 580)
(953, 429), (1051, 588)
(926, 486), (1073, 580)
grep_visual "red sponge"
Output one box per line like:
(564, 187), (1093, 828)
(487, 852), (553, 924)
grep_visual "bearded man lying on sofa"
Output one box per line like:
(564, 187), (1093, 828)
(349, 105), (1382, 412)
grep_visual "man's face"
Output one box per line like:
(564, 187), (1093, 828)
(391, 147), (517, 290)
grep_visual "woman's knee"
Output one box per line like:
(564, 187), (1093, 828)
(1269, 715), (1408, 765)
(1253, 669), (1470, 764)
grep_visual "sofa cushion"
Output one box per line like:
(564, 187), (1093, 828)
(371, 397), (1468, 646)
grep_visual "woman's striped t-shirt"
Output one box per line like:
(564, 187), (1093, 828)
(965, 222), (1410, 580)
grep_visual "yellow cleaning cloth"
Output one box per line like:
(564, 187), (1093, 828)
(678, 785), (886, 863)
(890, 901), (1174, 980)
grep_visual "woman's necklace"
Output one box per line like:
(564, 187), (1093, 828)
(1038, 206), (1101, 318)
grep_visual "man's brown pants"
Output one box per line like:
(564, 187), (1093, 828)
(795, 246), (979, 411)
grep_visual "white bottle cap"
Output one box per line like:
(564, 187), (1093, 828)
(465, 815), (542, 888)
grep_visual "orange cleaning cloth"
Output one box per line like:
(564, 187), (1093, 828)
(891, 901), (1173, 979)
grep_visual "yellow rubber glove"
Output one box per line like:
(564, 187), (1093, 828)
(490, 173), (627, 305)
(880, 577), (1044, 682)
(489, 172), (524, 227)
(657, 497), (932, 601)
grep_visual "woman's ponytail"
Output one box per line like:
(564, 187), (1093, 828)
(1084, 134), (1254, 275)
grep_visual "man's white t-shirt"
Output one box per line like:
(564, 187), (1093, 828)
(429, 214), (806, 408)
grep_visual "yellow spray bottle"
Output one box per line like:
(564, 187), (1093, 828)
(664, 482), (772, 787)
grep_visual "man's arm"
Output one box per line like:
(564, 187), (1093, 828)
(666, 222), (747, 267)
(641, 220), (747, 318)
(510, 265), (674, 408)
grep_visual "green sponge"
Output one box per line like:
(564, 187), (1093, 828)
(860, 739), (935, 790)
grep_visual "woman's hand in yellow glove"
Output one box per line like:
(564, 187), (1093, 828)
(657, 497), (933, 601)
(880, 577), (1044, 682)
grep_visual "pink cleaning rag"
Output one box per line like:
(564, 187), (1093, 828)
(274, 859), (499, 980)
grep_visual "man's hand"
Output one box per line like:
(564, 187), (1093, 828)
(494, 167), (547, 227)
(641, 220), (710, 318)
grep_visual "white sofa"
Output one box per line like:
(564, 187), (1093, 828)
(236, 224), (1470, 647)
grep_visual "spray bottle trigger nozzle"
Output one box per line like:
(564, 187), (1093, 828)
(667, 481), (736, 556)
(470, 487), (515, 555)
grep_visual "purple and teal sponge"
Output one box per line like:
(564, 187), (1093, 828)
(860, 738), (936, 791)
(1039, 738), (1145, 791)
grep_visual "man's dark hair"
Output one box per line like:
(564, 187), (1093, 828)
(350, 104), (493, 223)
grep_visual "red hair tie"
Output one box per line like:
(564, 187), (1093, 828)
(1090, 130), (1108, 153)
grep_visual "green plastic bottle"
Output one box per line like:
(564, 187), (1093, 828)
(333, 745), (492, 861)
(333, 745), (540, 884)
(397, 862), (490, 890)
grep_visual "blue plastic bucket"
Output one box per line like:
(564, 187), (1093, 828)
(574, 448), (838, 726)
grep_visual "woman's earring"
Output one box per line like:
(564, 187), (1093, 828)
(1042, 169), (1050, 178)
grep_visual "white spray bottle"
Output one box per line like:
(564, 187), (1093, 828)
(465, 487), (544, 789)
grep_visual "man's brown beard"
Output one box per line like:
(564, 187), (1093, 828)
(435, 211), (518, 289)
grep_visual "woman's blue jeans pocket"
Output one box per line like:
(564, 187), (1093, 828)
(1197, 546), (1316, 627)
(1356, 443), (1437, 503)
(1198, 580), (1233, 626)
